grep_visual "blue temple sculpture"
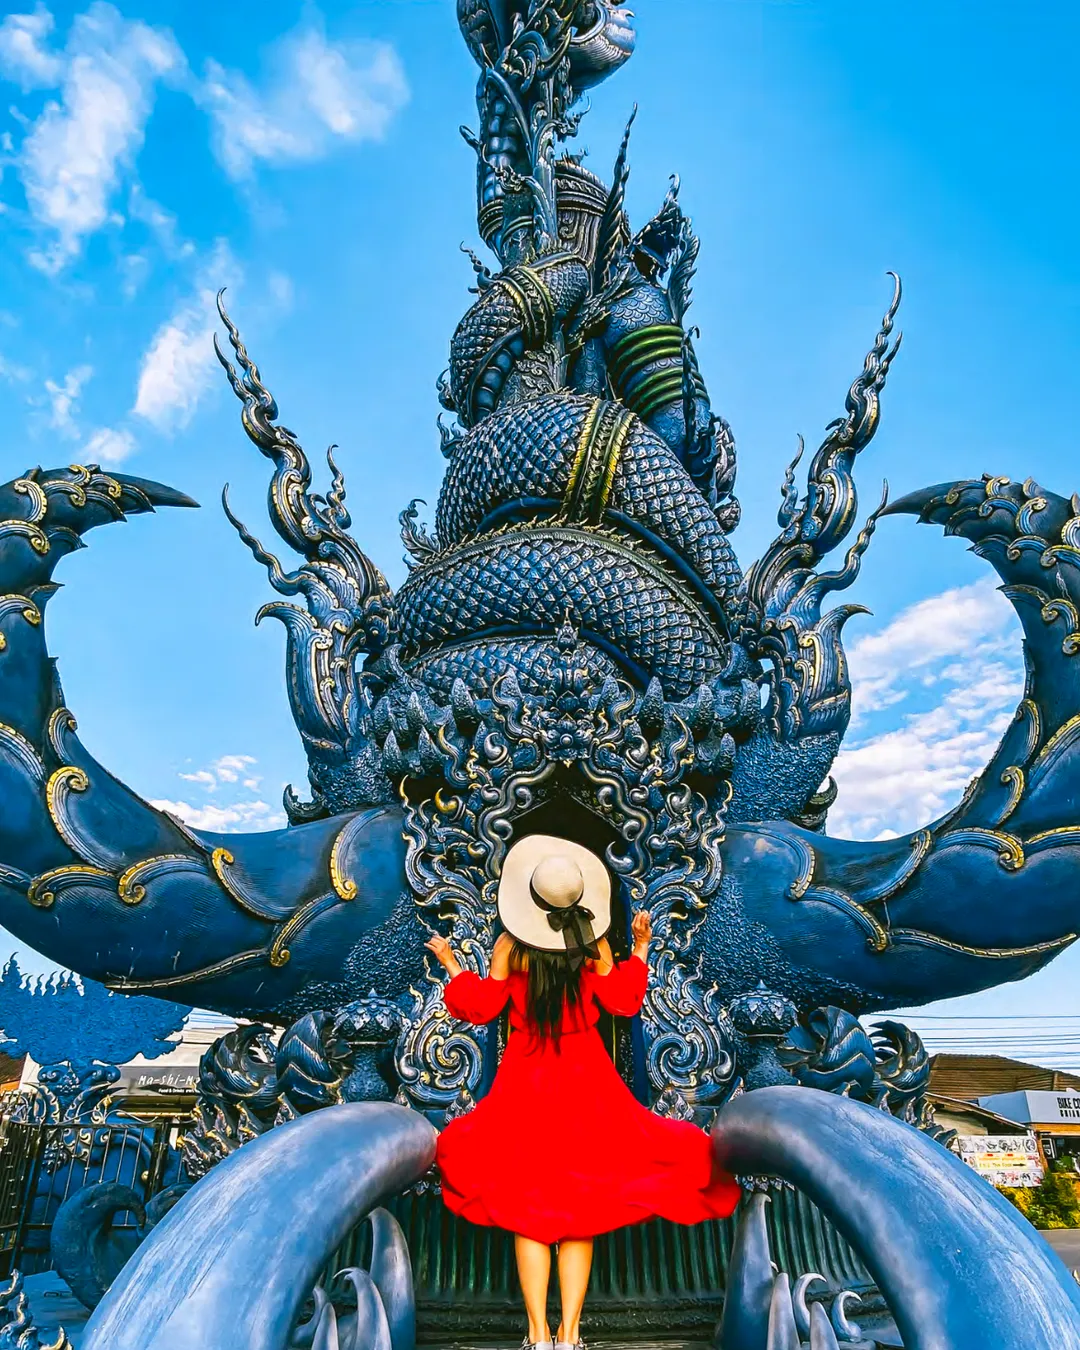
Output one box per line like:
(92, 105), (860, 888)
(2, 2), (1080, 1343)
(0, 2), (1076, 1108)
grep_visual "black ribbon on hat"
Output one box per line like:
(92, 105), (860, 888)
(531, 882), (600, 971)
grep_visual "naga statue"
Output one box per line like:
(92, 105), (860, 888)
(6, 7), (1080, 1339)
(4, 3), (1080, 1342)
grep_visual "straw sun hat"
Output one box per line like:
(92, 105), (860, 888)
(498, 834), (612, 966)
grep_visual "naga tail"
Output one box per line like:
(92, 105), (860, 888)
(721, 474), (1080, 1009)
(0, 453), (412, 1016)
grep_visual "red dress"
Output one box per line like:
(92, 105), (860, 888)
(435, 956), (741, 1243)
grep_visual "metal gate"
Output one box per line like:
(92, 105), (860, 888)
(0, 1116), (187, 1277)
(0, 1117), (41, 1274)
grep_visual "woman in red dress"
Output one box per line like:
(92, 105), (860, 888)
(426, 834), (741, 1350)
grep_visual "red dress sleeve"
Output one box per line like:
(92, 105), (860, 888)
(590, 955), (648, 1016)
(444, 971), (511, 1025)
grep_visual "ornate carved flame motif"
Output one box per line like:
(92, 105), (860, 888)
(0, 2), (1078, 1124)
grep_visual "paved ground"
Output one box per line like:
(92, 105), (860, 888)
(21, 1271), (89, 1348)
(1040, 1227), (1080, 1272)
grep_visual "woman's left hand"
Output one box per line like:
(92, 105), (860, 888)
(425, 935), (463, 978)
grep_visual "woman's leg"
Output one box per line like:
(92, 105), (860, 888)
(555, 1238), (594, 1344)
(514, 1234), (553, 1344)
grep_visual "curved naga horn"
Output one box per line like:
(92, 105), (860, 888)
(81, 1101), (436, 1350)
(50, 1180), (189, 1311)
(729, 275), (901, 824)
(213, 293), (395, 821)
(712, 1087), (1080, 1348)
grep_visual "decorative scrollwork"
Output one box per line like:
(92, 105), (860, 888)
(0, 594), (42, 656)
(181, 995), (405, 1180)
(395, 985), (487, 1114)
(399, 498), (439, 567)
(0, 517), (50, 555)
(210, 847), (292, 922)
(0, 1269), (74, 1348)
(777, 1005), (955, 1144)
(42, 753), (166, 875)
(0, 720), (46, 786)
(268, 892), (341, 968)
(117, 855), (203, 906)
(643, 944), (736, 1111)
(27, 865), (113, 910)
(215, 295), (395, 822)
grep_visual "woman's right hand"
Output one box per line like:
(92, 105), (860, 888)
(631, 909), (652, 957)
(425, 935), (463, 978)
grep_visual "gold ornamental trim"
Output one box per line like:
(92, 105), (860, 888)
(27, 864), (113, 910)
(269, 892), (340, 968)
(46, 765), (90, 855)
(116, 854), (195, 906)
(329, 827), (359, 901)
(890, 928), (1076, 961)
(105, 948), (270, 994)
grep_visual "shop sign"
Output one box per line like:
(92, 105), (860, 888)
(113, 1065), (199, 1095)
(957, 1135), (1044, 1188)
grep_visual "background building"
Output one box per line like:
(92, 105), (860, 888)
(928, 1053), (1080, 1169)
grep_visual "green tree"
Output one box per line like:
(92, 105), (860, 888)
(1001, 1159), (1080, 1230)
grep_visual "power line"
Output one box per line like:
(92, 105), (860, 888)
(857, 1016), (1080, 1072)
(878, 1015), (1080, 1021)
(918, 1037), (1080, 1043)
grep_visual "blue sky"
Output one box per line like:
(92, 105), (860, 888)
(0, 2), (1077, 1049)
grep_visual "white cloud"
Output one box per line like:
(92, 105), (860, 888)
(830, 673), (1020, 841)
(82, 424), (134, 463)
(43, 362), (92, 436)
(132, 241), (237, 430)
(4, 3), (183, 271)
(212, 754), (258, 784)
(118, 249), (150, 298)
(151, 797), (285, 834)
(199, 23), (408, 181)
(155, 754), (280, 833)
(177, 755), (261, 794)
(127, 181), (193, 259)
(2, 10), (406, 273)
(846, 577), (1016, 717)
(829, 580), (1025, 841)
(0, 5), (63, 91)
(0, 353), (31, 382)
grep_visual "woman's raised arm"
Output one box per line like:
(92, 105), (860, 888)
(426, 931), (512, 1026)
(490, 931), (514, 980)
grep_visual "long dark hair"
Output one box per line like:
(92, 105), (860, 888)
(508, 938), (584, 1047)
